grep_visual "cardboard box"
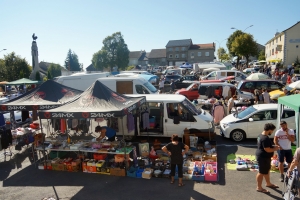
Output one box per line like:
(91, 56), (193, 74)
(142, 168), (153, 179)
(87, 159), (97, 173)
(110, 168), (126, 176)
(51, 159), (61, 171)
(82, 159), (89, 173)
(71, 159), (81, 172)
(96, 160), (105, 173)
(46, 160), (52, 170)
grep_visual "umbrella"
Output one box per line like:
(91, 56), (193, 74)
(288, 80), (300, 89)
(246, 73), (269, 80)
(180, 62), (193, 69)
(231, 67), (237, 70)
(6, 78), (38, 85)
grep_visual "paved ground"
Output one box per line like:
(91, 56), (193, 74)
(0, 137), (287, 200)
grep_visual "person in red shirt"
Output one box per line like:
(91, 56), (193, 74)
(287, 75), (291, 85)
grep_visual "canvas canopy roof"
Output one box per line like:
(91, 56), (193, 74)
(278, 94), (300, 112)
(6, 78), (38, 85)
(0, 80), (83, 111)
(38, 80), (146, 119)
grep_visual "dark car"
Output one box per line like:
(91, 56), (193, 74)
(237, 80), (285, 94)
(164, 75), (182, 84)
(174, 75), (198, 89)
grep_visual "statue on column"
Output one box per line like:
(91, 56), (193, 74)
(29, 33), (40, 80)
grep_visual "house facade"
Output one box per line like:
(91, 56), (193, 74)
(188, 43), (215, 63)
(265, 21), (300, 65)
(166, 39), (192, 66)
(128, 51), (149, 66)
(148, 49), (167, 66)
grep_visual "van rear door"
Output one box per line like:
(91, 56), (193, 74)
(116, 81), (133, 94)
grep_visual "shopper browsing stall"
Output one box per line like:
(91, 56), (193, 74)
(162, 134), (189, 187)
(96, 127), (116, 142)
(256, 123), (280, 194)
(274, 120), (295, 182)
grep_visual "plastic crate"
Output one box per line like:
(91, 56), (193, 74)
(204, 162), (218, 182)
(127, 167), (137, 178)
(136, 168), (144, 178)
(93, 154), (107, 160)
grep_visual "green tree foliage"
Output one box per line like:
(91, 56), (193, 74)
(220, 53), (230, 61)
(35, 71), (41, 81)
(126, 65), (135, 71)
(230, 33), (258, 66)
(64, 49), (82, 71)
(0, 52), (31, 81)
(227, 30), (244, 65)
(258, 49), (266, 61)
(92, 32), (130, 71)
(217, 47), (226, 61)
(47, 63), (62, 79)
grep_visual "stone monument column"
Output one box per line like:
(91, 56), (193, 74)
(29, 33), (40, 80)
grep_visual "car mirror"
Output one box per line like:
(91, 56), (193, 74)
(249, 118), (253, 122)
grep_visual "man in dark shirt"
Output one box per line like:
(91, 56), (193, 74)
(255, 123), (280, 193)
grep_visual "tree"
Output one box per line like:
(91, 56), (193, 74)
(1, 52), (31, 81)
(258, 49), (266, 61)
(35, 71), (41, 81)
(220, 53), (230, 61)
(230, 33), (258, 66)
(47, 63), (62, 79)
(92, 32), (130, 71)
(227, 30), (244, 66)
(64, 49), (82, 71)
(217, 47), (226, 61)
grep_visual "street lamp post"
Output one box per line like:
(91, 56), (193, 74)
(0, 49), (7, 53)
(231, 25), (253, 32)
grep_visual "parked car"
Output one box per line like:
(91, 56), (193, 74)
(174, 75), (198, 89)
(164, 75), (182, 84)
(219, 104), (295, 142)
(243, 68), (259, 74)
(269, 85), (295, 101)
(201, 70), (247, 82)
(237, 80), (285, 94)
(175, 82), (254, 101)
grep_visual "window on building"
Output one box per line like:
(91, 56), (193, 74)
(182, 54), (185, 58)
(175, 47), (179, 51)
(169, 48), (173, 52)
(191, 52), (194, 56)
(161, 58), (166, 61)
(175, 54), (179, 58)
(272, 40), (274, 45)
(272, 49), (274, 55)
(270, 50), (271, 55)
(280, 36), (281, 41)
(181, 47), (186, 51)
(198, 52), (201, 56)
(265, 54), (267, 58)
(169, 54), (173, 58)
(205, 52), (209, 56)
(276, 38), (277, 43)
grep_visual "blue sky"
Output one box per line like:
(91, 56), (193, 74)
(0, 0), (299, 69)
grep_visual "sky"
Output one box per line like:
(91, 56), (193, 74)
(0, 0), (299, 69)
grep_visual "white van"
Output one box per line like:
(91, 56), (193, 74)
(202, 70), (247, 81)
(120, 71), (152, 75)
(98, 77), (158, 94)
(125, 94), (214, 137)
(54, 72), (110, 91)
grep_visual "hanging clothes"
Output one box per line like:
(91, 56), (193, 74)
(72, 119), (78, 129)
(222, 86), (230, 98)
(213, 104), (225, 124)
(60, 119), (67, 133)
(0, 113), (5, 127)
(141, 105), (150, 129)
(0, 128), (12, 149)
(127, 114), (134, 132)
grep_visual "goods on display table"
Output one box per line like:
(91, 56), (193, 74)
(37, 137), (218, 182)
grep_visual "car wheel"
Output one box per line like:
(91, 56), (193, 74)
(230, 129), (246, 142)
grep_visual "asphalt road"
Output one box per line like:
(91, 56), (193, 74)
(0, 134), (287, 200)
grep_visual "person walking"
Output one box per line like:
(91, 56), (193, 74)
(282, 73), (287, 85)
(274, 120), (295, 182)
(262, 89), (271, 104)
(256, 123), (280, 193)
(227, 95), (237, 114)
(170, 79), (175, 93)
(162, 134), (189, 187)
(159, 78), (165, 93)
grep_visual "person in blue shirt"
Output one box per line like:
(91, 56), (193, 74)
(97, 126), (116, 142)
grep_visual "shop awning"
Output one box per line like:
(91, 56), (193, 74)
(6, 78), (38, 85)
(278, 94), (300, 112)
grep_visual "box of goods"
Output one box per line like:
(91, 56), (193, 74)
(96, 160), (106, 173)
(46, 160), (52, 170)
(38, 162), (46, 170)
(183, 161), (195, 170)
(153, 169), (163, 178)
(110, 167), (126, 176)
(192, 162), (205, 181)
(203, 154), (217, 162)
(87, 159), (97, 173)
(193, 151), (203, 160)
(183, 168), (193, 180)
(114, 154), (129, 163)
(101, 142), (111, 148)
(99, 162), (110, 175)
(127, 166), (137, 178)
(162, 169), (171, 178)
(51, 158), (61, 171)
(136, 168), (144, 178)
(62, 158), (73, 171)
(71, 159), (81, 172)
(139, 143), (149, 157)
(56, 160), (65, 171)
(204, 162), (218, 182)
(82, 159), (89, 173)
(93, 153), (107, 160)
(142, 168), (153, 179)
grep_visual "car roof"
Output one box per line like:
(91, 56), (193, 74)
(252, 104), (293, 110)
(200, 82), (233, 86)
(126, 94), (186, 103)
(240, 79), (280, 83)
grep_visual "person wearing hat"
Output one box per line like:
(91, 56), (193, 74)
(274, 120), (295, 182)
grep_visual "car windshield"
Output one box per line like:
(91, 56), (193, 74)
(186, 83), (197, 90)
(284, 85), (293, 91)
(143, 82), (157, 93)
(237, 81), (243, 89)
(236, 106), (257, 119)
(182, 99), (201, 115)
